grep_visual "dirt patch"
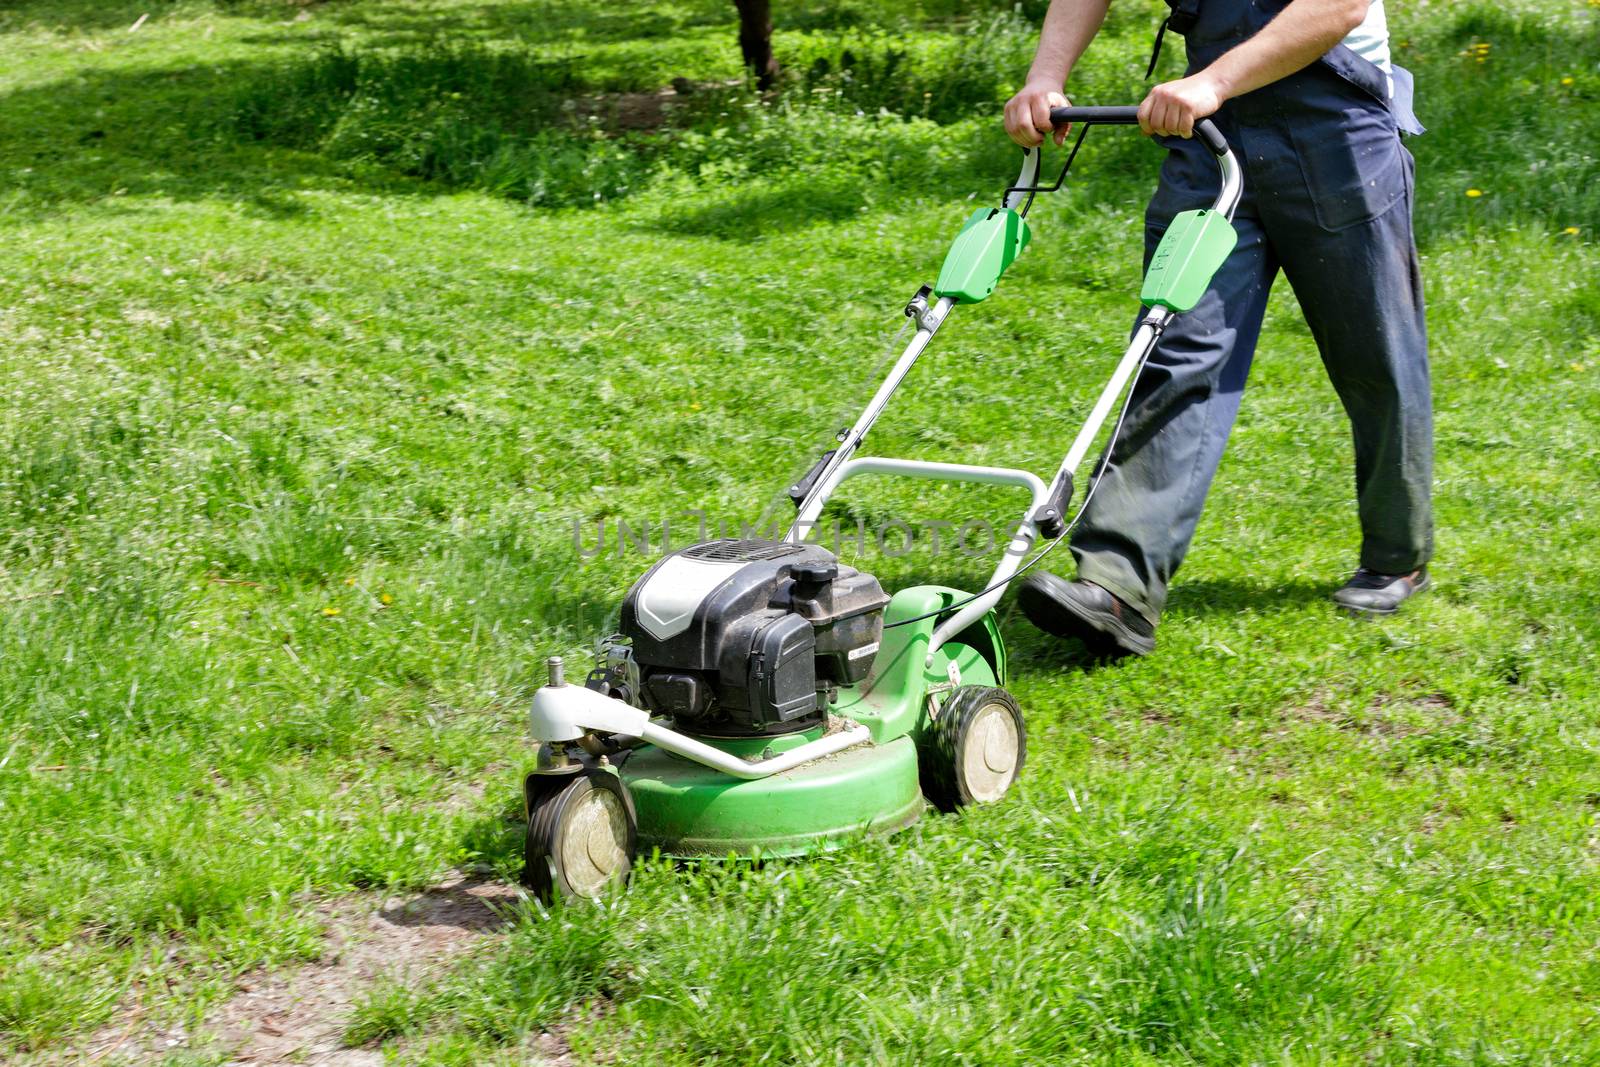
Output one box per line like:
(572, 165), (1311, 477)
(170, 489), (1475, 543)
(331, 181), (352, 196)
(85, 875), (529, 1065)
(1287, 690), (1460, 739)
(570, 78), (744, 132)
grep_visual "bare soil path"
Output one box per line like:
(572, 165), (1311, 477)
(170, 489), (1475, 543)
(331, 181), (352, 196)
(82, 876), (531, 1065)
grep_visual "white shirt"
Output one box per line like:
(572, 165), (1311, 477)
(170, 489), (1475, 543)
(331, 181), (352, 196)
(1343, 0), (1395, 94)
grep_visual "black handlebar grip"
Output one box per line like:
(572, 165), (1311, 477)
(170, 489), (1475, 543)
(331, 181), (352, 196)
(1047, 105), (1140, 126)
(1192, 119), (1229, 157)
(1047, 105), (1231, 158)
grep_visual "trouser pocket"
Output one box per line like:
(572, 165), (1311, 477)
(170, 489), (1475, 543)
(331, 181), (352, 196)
(1287, 104), (1406, 231)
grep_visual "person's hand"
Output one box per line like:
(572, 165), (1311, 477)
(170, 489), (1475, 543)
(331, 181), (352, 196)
(1137, 72), (1225, 138)
(1003, 83), (1070, 148)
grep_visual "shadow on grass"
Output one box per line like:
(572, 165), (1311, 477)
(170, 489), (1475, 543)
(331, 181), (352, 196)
(1003, 616), (1132, 673)
(1004, 575), (1330, 670)
(639, 179), (871, 241)
(3, 3), (1593, 240)
(289, 0), (735, 48)
(0, 59), (430, 224)
(459, 795), (528, 876)
(378, 875), (519, 933)
(1165, 576), (1331, 617)
(0, 0), (180, 33)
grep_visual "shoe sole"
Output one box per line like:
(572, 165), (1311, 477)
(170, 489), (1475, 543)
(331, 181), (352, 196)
(1018, 574), (1156, 657)
(1335, 573), (1432, 617)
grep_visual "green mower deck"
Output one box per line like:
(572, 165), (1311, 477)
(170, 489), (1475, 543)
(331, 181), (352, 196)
(626, 736), (923, 856)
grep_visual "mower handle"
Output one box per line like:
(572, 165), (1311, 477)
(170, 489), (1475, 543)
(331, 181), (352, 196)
(1048, 105), (1230, 158)
(1003, 103), (1240, 218)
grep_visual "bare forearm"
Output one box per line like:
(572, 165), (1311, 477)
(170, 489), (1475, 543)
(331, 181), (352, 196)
(1025, 0), (1113, 88)
(1205, 0), (1369, 99)
(1004, 0), (1111, 146)
(1138, 0), (1370, 138)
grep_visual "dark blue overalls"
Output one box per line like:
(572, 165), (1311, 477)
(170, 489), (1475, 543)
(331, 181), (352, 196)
(1069, 0), (1433, 624)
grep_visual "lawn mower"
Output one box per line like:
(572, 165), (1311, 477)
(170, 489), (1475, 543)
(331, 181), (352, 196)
(523, 106), (1242, 900)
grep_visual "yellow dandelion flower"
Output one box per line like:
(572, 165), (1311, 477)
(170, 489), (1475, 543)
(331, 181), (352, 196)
(1564, 226), (1581, 235)
(380, 592), (395, 605)
(1570, 362), (1588, 372)
(1465, 188), (1483, 198)
(1561, 77), (1575, 86)
(322, 606), (341, 616)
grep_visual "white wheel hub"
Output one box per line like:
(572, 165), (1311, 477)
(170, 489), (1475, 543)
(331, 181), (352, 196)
(559, 786), (630, 897)
(962, 702), (1020, 802)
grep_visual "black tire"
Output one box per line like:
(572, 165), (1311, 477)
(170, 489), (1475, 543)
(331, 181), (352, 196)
(520, 769), (637, 903)
(919, 685), (1026, 813)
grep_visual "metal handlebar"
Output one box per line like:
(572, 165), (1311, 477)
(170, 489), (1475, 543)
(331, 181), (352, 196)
(1003, 103), (1242, 221)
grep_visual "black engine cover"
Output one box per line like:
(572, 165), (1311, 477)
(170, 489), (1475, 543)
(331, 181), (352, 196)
(619, 539), (888, 735)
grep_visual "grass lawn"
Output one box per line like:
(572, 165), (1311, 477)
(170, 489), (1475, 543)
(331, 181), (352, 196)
(1, 0), (1598, 1063)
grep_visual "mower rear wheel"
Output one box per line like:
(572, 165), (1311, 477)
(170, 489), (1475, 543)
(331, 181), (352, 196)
(521, 770), (636, 903)
(919, 685), (1026, 812)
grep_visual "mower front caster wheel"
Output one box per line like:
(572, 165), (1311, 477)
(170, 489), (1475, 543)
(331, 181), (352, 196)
(521, 770), (637, 903)
(920, 685), (1026, 812)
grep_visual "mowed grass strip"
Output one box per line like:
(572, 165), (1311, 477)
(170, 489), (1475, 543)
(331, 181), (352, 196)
(0, 0), (1597, 1061)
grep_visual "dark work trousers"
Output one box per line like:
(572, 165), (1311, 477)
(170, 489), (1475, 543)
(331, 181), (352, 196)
(1069, 57), (1433, 625)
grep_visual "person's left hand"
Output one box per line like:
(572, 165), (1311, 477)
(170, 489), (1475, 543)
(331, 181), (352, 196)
(1138, 72), (1226, 138)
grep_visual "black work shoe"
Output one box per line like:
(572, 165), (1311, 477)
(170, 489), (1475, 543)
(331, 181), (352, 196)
(1017, 571), (1156, 656)
(1332, 566), (1431, 616)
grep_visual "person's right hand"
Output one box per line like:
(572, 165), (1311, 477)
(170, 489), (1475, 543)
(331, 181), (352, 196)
(1003, 83), (1070, 148)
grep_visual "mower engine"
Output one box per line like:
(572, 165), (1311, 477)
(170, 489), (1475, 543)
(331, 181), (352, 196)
(614, 539), (889, 736)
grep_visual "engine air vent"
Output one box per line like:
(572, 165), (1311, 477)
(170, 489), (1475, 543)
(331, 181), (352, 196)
(681, 539), (805, 563)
